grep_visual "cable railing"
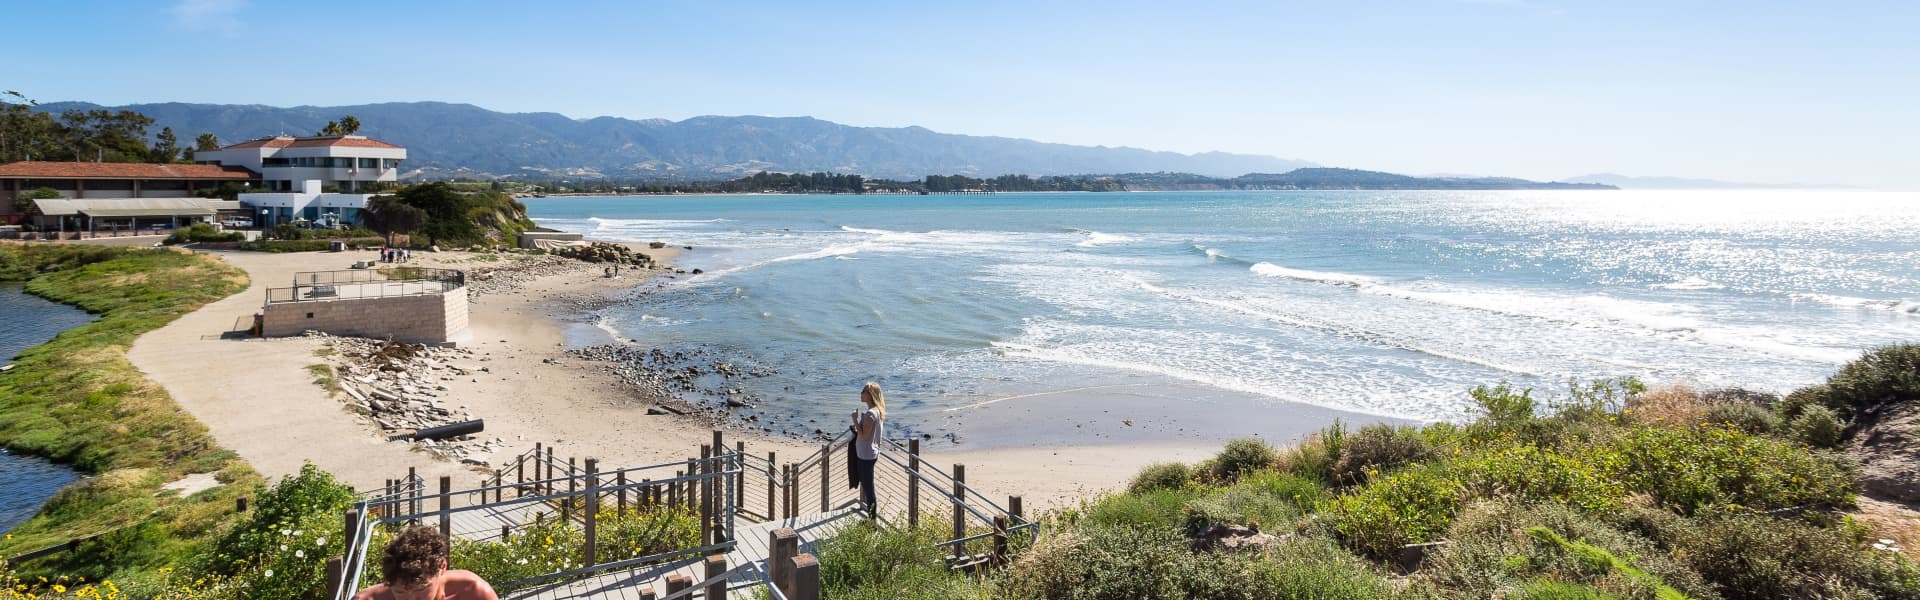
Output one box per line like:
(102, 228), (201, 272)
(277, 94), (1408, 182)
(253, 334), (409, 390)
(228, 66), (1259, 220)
(325, 428), (1031, 598)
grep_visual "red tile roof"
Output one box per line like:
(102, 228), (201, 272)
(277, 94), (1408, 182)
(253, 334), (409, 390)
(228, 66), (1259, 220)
(0, 161), (258, 180)
(216, 136), (401, 150)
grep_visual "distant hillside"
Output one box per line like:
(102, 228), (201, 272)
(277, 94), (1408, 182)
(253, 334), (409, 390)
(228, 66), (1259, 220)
(1077, 169), (1611, 191)
(37, 101), (1316, 180)
(1566, 173), (1858, 190)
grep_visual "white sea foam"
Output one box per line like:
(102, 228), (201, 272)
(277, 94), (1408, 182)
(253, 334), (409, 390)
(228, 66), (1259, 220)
(1792, 293), (1920, 315)
(1071, 229), (1133, 247)
(1249, 262), (1381, 287)
(1652, 277), (1727, 291)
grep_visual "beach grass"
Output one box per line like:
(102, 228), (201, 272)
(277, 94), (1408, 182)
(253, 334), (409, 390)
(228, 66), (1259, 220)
(0, 245), (258, 585)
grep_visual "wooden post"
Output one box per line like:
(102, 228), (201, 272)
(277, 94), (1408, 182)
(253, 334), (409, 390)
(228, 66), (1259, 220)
(907, 438), (920, 529)
(699, 444), (712, 546)
(617, 471), (628, 514)
(704, 554), (728, 600)
(951, 464), (966, 558)
(1010, 495), (1024, 525)
(820, 443), (830, 513)
(766, 451), (777, 520)
(584, 458), (599, 567)
(992, 515), (1010, 566)
(545, 446), (555, 494)
(567, 456), (578, 521)
(638, 590), (657, 600)
(408, 466), (419, 524)
(790, 554), (821, 600)
(780, 464), (792, 518)
(669, 472), (680, 508)
(665, 574), (691, 596)
(770, 528), (799, 599)
(501, 525), (509, 541)
(532, 442), (541, 493)
(324, 556), (345, 599)
(516, 452), (526, 498)
(236, 496), (248, 513)
(438, 476), (452, 540)
(642, 478), (653, 509)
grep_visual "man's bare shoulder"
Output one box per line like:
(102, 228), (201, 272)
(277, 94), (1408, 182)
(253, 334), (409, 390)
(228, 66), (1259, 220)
(443, 570), (499, 600)
(351, 584), (390, 600)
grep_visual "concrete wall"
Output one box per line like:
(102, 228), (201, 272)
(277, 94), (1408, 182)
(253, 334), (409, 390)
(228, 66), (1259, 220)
(518, 231), (585, 248)
(262, 288), (469, 345)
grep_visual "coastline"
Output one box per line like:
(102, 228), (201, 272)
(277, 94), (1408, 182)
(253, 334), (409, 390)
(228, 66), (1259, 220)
(121, 242), (1226, 509)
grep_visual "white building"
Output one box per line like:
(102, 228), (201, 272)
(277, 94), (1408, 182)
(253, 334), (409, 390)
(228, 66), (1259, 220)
(195, 135), (406, 193)
(238, 179), (383, 228)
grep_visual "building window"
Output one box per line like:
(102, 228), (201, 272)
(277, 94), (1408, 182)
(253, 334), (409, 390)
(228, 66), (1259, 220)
(358, 158), (378, 169)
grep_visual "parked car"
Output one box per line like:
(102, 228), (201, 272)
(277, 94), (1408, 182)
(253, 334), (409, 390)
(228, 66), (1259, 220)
(221, 218), (253, 228)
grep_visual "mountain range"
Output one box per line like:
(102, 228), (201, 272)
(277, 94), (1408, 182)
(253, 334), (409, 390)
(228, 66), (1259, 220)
(39, 101), (1318, 181)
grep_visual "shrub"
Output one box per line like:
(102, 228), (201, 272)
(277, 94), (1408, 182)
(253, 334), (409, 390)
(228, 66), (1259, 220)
(1002, 524), (1190, 599)
(1453, 444), (1623, 512)
(1674, 512), (1920, 600)
(1128, 462), (1191, 494)
(1236, 471), (1327, 511)
(1182, 479), (1302, 535)
(1786, 405), (1845, 449)
(1326, 464), (1462, 561)
(1604, 425), (1856, 514)
(1082, 489), (1194, 530)
(1279, 422), (1345, 484)
(1699, 387), (1778, 408)
(1182, 536), (1393, 600)
(1819, 343), (1920, 422)
(163, 223), (244, 245)
(1472, 383), (1538, 429)
(188, 463), (355, 599)
(814, 522), (993, 600)
(1207, 438), (1276, 483)
(1331, 424), (1433, 485)
(1424, 500), (1714, 600)
(1626, 385), (1708, 427)
(1701, 402), (1780, 435)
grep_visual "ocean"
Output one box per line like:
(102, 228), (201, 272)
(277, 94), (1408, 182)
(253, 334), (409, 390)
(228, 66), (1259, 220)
(528, 190), (1920, 446)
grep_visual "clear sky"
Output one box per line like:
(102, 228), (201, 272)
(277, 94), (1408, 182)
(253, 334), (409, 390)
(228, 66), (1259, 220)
(5, 1), (1916, 188)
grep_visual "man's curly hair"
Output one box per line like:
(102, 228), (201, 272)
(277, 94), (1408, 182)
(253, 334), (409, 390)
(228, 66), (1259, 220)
(381, 526), (449, 587)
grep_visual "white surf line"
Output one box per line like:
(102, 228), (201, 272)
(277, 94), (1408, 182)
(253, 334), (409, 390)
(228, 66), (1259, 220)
(942, 383), (1160, 412)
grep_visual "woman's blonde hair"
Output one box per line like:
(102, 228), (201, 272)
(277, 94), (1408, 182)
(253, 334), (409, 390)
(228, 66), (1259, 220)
(861, 382), (886, 420)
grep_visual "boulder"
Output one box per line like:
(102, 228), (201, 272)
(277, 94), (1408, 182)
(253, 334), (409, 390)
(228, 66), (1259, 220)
(1852, 400), (1920, 502)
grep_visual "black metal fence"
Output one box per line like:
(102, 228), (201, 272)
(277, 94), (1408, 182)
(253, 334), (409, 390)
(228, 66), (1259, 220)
(265, 268), (465, 304)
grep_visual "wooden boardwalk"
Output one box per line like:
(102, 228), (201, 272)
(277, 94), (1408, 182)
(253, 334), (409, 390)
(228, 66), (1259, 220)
(507, 509), (862, 600)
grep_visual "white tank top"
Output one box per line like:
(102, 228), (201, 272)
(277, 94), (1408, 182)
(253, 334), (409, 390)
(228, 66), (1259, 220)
(856, 408), (883, 460)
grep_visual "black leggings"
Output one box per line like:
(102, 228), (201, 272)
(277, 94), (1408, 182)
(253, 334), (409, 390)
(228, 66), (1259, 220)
(853, 457), (877, 515)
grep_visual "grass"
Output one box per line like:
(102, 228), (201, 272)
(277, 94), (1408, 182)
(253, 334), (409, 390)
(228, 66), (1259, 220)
(305, 364), (340, 397)
(0, 244), (259, 587)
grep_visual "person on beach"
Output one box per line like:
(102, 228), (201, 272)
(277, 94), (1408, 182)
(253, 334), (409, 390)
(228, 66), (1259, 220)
(851, 381), (886, 518)
(354, 526), (497, 600)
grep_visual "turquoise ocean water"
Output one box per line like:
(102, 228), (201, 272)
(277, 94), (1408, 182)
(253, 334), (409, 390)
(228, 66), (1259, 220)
(528, 190), (1920, 444)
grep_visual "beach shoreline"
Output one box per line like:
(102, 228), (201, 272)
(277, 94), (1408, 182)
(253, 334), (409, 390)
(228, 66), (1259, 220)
(123, 242), (1250, 509)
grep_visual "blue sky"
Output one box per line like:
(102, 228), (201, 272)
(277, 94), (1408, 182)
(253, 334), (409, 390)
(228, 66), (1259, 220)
(5, 1), (1916, 188)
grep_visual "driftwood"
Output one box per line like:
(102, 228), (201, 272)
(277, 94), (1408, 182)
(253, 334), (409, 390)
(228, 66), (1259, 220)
(387, 419), (485, 442)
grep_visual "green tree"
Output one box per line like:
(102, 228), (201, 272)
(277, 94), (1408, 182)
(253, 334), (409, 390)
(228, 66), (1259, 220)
(193, 132), (220, 151)
(362, 194), (427, 245)
(388, 182), (479, 246)
(14, 186), (60, 214)
(149, 126), (180, 163)
(57, 109), (153, 162)
(0, 90), (61, 163)
(339, 114), (361, 135)
(318, 120), (342, 136)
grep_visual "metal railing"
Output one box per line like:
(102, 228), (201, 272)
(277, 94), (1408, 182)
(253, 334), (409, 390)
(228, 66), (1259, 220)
(266, 268), (465, 304)
(330, 436), (746, 599)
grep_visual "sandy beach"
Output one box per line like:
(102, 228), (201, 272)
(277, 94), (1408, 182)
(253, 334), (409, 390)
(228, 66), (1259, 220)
(125, 244), (1218, 509)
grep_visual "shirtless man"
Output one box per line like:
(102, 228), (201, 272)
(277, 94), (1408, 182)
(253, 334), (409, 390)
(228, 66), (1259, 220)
(354, 526), (498, 600)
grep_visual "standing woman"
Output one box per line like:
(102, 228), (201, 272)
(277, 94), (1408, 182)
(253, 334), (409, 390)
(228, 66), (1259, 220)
(851, 382), (886, 518)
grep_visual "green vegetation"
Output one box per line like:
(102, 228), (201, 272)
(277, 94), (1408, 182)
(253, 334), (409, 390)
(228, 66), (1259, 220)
(0, 245), (257, 590)
(0, 90), (215, 165)
(368, 183), (534, 248)
(796, 353), (1920, 600)
(161, 224), (243, 245)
